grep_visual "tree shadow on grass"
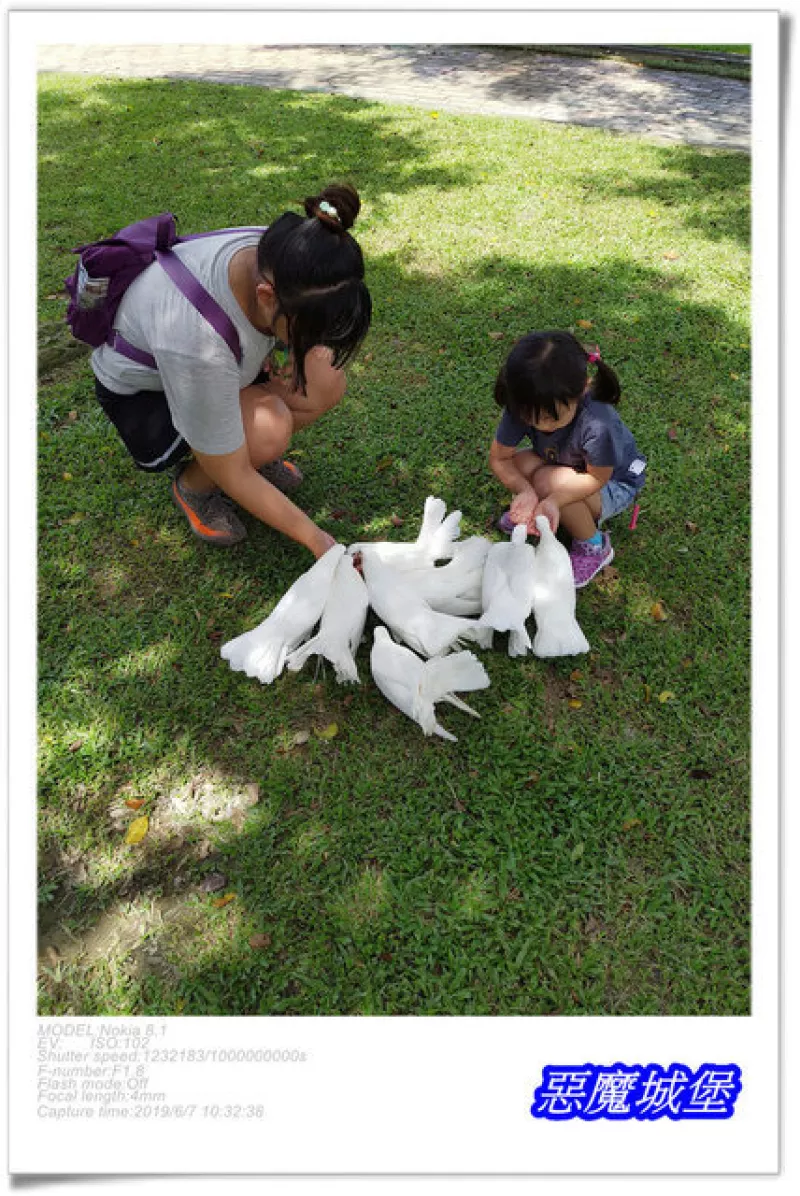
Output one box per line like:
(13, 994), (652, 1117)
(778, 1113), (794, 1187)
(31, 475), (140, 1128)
(585, 143), (750, 249)
(37, 77), (475, 276)
(37, 250), (750, 1017)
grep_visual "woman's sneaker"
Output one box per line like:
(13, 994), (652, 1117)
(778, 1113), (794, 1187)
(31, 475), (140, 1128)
(259, 459), (304, 493)
(570, 532), (614, 587)
(171, 464), (247, 546)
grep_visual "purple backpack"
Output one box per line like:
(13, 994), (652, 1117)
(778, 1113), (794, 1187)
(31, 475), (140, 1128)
(65, 213), (264, 369)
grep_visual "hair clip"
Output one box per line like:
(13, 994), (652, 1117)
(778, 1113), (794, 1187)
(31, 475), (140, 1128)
(318, 200), (340, 221)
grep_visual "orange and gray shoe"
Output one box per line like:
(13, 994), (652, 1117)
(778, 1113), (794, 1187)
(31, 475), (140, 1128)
(259, 458), (304, 493)
(171, 464), (247, 546)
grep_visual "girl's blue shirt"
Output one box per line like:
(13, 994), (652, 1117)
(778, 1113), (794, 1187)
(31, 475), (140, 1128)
(495, 395), (646, 490)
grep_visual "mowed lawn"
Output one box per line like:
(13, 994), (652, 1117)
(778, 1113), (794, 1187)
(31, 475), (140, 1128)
(37, 74), (750, 1016)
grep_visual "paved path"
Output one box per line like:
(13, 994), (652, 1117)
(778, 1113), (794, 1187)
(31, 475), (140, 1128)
(38, 44), (749, 151)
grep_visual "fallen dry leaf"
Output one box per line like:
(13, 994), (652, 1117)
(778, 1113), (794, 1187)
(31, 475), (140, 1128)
(576, 319), (594, 330)
(488, 331), (505, 340)
(658, 691), (675, 703)
(375, 455), (394, 472)
(685, 520), (699, 533)
(249, 933), (272, 950)
(569, 669), (583, 682)
(622, 817), (642, 831)
(650, 602), (668, 622)
(277, 730), (310, 754)
(212, 893), (236, 909)
(568, 699), (583, 710)
(643, 685), (652, 703)
(663, 250), (680, 260)
(124, 816), (149, 845)
(124, 798), (145, 810)
(390, 514), (404, 527)
(315, 723), (339, 740)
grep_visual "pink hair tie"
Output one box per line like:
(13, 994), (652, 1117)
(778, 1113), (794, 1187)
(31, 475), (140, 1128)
(587, 350), (602, 364)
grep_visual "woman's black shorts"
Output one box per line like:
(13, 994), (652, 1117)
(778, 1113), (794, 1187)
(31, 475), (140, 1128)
(94, 377), (190, 472)
(94, 369), (270, 472)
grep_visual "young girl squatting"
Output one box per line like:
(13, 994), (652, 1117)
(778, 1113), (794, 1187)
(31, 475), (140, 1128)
(489, 330), (646, 587)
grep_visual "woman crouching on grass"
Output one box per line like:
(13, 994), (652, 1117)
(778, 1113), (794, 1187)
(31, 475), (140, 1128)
(489, 330), (646, 587)
(91, 184), (371, 557)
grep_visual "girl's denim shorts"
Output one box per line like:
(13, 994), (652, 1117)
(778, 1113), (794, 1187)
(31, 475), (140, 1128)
(599, 479), (641, 524)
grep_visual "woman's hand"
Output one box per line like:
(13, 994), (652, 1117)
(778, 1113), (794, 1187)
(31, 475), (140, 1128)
(509, 487), (538, 528)
(310, 528), (338, 559)
(264, 345), (294, 386)
(531, 496), (560, 534)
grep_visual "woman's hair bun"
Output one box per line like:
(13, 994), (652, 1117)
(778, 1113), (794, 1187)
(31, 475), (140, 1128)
(303, 182), (361, 233)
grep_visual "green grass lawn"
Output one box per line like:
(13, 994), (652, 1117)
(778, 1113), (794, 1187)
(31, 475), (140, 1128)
(37, 74), (750, 1016)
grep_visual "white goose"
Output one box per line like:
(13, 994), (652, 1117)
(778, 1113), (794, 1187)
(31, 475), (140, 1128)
(370, 626), (490, 742)
(348, 495), (462, 572)
(480, 524), (538, 657)
(285, 552), (369, 683)
(220, 544), (345, 684)
(530, 516), (590, 657)
(401, 536), (492, 616)
(361, 551), (493, 658)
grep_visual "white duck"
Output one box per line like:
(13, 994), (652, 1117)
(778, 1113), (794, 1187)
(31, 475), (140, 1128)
(348, 496), (462, 572)
(221, 544), (345, 684)
(401, 536), (492, 616)
(361, 552), (493, 658)
(530, 516), (590, 657)
(370, 626), (490, 742)
(480, 524), (538, 657)
(285, 553), (369, 683)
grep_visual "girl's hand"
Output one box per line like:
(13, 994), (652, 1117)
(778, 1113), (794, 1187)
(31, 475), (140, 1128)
(531, 496), (560, 535)
(509, 487), (538, 527)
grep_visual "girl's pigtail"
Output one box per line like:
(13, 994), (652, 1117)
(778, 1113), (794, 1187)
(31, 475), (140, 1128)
(587, 349), (621, 405)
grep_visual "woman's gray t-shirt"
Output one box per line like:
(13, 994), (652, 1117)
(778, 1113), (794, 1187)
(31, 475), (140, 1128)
(495, 396), (647, 489)
(91, 231), (275, 456)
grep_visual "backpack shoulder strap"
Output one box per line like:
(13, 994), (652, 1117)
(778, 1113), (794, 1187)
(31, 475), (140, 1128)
(155, 249), (243, 365)
(107, 227), (266, 368)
